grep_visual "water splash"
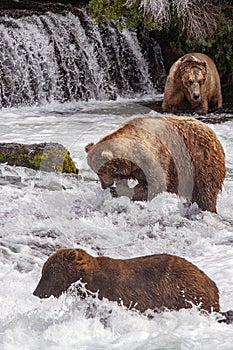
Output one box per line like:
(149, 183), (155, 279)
(0, 11), (165, 107)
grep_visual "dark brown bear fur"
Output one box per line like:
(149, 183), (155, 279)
(33, 248), (220, 313)
(85, 116), (225, 213)
(162, 53), (222, 115)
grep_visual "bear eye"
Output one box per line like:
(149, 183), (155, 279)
(188, 80), (194, 85)
(198, 80), (204, 85)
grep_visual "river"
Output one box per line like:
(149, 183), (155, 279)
(0, 96), (233, 349)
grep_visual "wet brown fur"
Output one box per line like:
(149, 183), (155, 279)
(33, 248), (220, 313)
(85, 116), (225, 213)
(162, 53), (222, 115)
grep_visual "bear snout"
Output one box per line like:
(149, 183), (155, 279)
(33, 289), (49, 299)
(33, 285), (61, 299)
(33, 284), (50, 299)
(193, 92), (200, 100)
(100, 179), (114, 189)
(98, 173), (114, 189)
(33, 278), (58, 299)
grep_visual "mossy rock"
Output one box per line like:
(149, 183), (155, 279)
(0, 142), (78, 174)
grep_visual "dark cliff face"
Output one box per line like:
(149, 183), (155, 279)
(0, 0), (90, 16)
(0, 1), (90, 10)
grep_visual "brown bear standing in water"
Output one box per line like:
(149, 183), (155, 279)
(33, 248), (220, 313)
(162, 53), (222, 115)
(85, 116), (225, 213)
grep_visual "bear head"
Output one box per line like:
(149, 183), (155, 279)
(85, 137), (155, 200)
(178, 55), (207, 103)
(86, 118), (189, 200)
(33, 249), (92, 298)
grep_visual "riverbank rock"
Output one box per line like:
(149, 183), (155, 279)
(0, 142), (78, 173)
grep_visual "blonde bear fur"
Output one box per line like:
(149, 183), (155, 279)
(162, 53), (222, 115)
(85, 116), (225, 213)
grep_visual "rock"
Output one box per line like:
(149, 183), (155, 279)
(0, 142), (78, 173)
(0, 0), (90, 16)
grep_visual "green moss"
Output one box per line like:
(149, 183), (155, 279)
(28, 151), (44, 168)
(63, 152), (78, 174)
(30, 146), (78, 174)
(0, 143), (78, 174)
(0, 152), (7, 161)
(86, 0), (162, 31)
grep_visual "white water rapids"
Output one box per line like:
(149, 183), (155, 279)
(0, 98), (233, 349)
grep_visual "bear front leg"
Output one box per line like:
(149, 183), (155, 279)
(132, 183), (148, 201)
(194, 100), (208, 115)
(162, 90), (184, 115)
(209, 95), (223, 111)
(162, 103), (178, 115)
(162, 96), (178, 114)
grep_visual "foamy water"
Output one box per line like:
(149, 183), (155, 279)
(0, 99), (233, 349)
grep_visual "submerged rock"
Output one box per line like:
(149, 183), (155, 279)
(0, 142), (78, 173)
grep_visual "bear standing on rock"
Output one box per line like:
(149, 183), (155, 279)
(85, 116), (225, 213)
(33, 248), (220, 313)
(162, 53), (222, 115)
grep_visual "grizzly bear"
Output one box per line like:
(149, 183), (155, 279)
(85, 116), (225, 213)
(33, 248), (220, 313)
(162, 53), (222, 115)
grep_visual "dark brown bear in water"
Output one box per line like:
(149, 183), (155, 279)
(85, 116), (225, 213)
(33, 248), (219, 313)
(162, 53), (222, 115)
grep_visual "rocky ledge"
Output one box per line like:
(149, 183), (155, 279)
(0, 0), (89, 16)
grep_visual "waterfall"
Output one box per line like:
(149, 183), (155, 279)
(0, 10), (166, 107)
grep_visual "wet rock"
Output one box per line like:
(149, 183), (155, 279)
(0, 0), (89, 16)
(0, 142), (78, 173)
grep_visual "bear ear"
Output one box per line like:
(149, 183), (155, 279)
(85, 143), (95, 153)
(199, 61), (207, 73)
(180, 54), (198, 64)
(74, 249), (92, 267)
(178, 55), (198, 72)
(101, 150), (113, 161)
(62, 250), (77, 263)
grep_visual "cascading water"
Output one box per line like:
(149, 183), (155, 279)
(0, 10), (166, 107)
(1, 6), (233, 350)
